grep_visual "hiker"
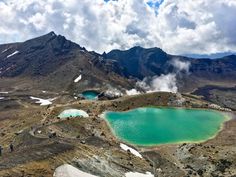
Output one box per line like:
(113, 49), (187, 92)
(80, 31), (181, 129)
(10, 143), (14, 152)
(0, 145), (2, 156)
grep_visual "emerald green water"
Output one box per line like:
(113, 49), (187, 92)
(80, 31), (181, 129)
(104, 108), (228, 146)
(82, 91), (99, 100)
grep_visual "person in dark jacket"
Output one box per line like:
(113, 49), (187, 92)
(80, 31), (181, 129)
(10, 143), (14, 152)
(0, 145), (2, 156)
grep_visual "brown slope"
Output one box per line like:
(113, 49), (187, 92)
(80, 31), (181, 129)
(0, 32), (133, 92)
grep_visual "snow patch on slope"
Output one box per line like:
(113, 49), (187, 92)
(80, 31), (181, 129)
(0, 91), (9, 94)
(125, 172), (154, 177)
(74, 75), (82, 83)
(1, 48), (10, 53)
(30, 96), (55, 106)
(120, 143), (142, 158)
(7, 51), (19, 58)
(53, 164), (98, 177)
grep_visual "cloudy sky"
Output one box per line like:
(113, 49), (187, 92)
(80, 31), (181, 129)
(0, 0), (236, 56)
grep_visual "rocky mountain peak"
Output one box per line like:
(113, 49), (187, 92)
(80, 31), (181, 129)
(19, 32), (81, 55)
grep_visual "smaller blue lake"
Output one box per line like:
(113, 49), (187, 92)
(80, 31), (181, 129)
(82, 91), (99, 100)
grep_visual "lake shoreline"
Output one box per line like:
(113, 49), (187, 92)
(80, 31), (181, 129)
(101, 107), (232, 148)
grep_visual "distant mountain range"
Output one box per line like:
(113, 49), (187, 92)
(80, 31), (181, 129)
(104, 46), (236, 92)
(0, 32), (236, 92)
(104, 46), (236, 80)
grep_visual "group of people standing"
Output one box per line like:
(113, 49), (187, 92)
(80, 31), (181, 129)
(0, 144), (14, 156)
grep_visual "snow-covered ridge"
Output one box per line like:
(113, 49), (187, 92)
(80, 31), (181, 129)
(74, 74), (82, 83)
(30, 96), (56, 106)
(7, 51), (19, 58)
(0, 97), (4, 100)
(53, 164), (98, 177)
(120, 143), (142, 158)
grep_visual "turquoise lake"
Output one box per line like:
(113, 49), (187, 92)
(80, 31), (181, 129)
(104, 108), (228, 146)
(82, 91), (99, 100)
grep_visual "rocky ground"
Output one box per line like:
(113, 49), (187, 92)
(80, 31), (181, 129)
(193, 85), (236, 111)
(0, 91), (235, 177)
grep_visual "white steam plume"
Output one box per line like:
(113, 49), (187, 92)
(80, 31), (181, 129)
(135, 58), (191, 93)
(170, 58), (191, 73)
(136, 73), (177, 93)
(126, 88), (141, 96)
